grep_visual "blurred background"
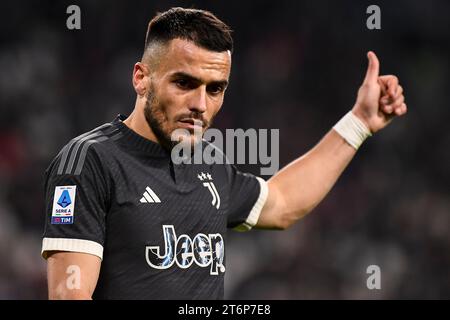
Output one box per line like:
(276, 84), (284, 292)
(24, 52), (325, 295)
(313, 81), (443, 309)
(0, 0), (449, 299)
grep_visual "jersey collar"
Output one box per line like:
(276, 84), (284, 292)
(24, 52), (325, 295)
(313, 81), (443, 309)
(113, 114), (170, 158)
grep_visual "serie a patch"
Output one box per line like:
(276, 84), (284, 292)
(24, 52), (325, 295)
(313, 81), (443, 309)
(51, 185), (76, 224)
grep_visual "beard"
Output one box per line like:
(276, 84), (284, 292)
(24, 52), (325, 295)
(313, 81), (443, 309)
(143, 87), (215, 151)
(143, 89), (174, 150)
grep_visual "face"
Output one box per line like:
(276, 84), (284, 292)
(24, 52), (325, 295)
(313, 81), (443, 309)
(139, 38), (231, 149)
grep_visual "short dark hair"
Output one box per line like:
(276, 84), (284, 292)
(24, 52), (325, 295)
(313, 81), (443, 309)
(144, 7), (233, 54)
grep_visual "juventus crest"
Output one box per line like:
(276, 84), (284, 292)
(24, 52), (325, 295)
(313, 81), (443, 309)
(197, 172), (220, 209)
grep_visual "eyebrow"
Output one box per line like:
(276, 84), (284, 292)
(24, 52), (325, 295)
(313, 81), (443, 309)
(170, 71), (229, 88)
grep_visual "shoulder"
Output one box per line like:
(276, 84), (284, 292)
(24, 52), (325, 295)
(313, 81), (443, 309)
(46, 122), (121, 177)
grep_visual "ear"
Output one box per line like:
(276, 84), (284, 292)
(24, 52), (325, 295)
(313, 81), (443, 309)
(132, 62), (149, 97)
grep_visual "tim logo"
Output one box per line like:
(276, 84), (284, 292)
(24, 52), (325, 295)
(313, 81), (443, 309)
(198, 172), (220, 209)
(145, 225), (225, 275)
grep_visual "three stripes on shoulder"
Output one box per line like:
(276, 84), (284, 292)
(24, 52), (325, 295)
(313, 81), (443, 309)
(56, 123), (122, 176)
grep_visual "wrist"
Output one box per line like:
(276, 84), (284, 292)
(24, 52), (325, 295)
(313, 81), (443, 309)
(333, 111), (372, 150)
(351, 108), (372, 133)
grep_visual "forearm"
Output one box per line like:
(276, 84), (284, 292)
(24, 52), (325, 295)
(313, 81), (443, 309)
(268, 129), (357, 225)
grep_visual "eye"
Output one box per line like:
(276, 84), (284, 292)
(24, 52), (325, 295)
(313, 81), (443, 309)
(207, 84), (224, 95)
(175, 79), (190, 89)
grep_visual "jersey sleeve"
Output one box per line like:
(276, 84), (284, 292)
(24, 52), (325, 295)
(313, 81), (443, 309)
(225, 164), (269, 232)
(41, 146), (109, 260)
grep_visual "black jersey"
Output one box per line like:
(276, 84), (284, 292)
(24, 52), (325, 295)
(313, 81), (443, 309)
(41, 115), (268, 299)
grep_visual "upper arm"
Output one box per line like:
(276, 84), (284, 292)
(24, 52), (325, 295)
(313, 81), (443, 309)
(254, 180), (289, 230)
(222, 160), (290, 230)
(42, 142), (109, 299)
(224, 162), (269, 231)
(47, 251), (101, 300)
(42, 144), (108, 261)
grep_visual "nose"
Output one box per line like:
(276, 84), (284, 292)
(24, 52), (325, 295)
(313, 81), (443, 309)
(188, 86), (207, 114)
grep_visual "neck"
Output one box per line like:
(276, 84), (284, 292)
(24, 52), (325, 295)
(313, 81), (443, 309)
(123, 103), (158, 144)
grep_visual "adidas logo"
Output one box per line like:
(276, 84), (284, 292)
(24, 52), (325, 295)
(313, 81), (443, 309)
(140, 187), (161, 203)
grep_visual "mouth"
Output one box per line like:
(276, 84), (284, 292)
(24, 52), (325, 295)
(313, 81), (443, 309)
(177, 118), (204, 130)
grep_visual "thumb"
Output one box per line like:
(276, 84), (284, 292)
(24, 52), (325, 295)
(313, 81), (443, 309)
(363, 51), (380, 84)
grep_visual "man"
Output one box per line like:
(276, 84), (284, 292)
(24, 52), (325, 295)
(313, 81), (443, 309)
(42, 7), (407, 299)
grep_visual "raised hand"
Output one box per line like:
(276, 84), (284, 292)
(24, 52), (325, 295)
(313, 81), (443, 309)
(352, 51), (407, 133)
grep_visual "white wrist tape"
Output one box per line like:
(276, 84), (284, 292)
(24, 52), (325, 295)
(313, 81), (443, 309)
(333, 111), (372, 150)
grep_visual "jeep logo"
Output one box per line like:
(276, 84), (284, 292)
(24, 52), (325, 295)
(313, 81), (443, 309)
(145, 225), (225, 275)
